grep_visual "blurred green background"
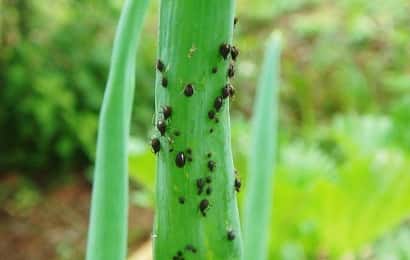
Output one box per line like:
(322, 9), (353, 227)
(1, 0), (410, 259)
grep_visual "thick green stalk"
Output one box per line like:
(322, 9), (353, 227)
(243, 32), (282, 260)
(86, 1), (148, 260)
(153, 1), (242, 259)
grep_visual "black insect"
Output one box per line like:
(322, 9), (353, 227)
(230, 46), (239, 61)
(219, 43), (231, 60)
(229, 85), (236, 97)
(162, 106), (172, 119)
(206, 187), (212, 195)
(227, 63), (235, 78)
(161, 77), (168, 88)
(185, 244), (197, 253)
(234, 178), (241, 192)
(157, 120), (166, 136)
(227, 229), (236, 241)
(207, 160), (216, 172)
(222, 84), (231, 99)
(197, 178), (205, 195)
(175, 152), (186, 168)
(205, 176), (212, 183)
(156, 59), (165, 72)
(212, 67), (218, 74)
(151, 138), (160, 154)
(208, 110), (215, 120)
(184, 83), (194, 97)
(214, 96), (223, 111)
(234, 17), (238, 26)
(199, 199), (209, 217)
(178, 196), (185, 204)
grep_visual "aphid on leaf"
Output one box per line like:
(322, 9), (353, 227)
(219, 43), (231, 60)
(227, 63), (235, 78)
(229, 85), (236, 97)
(230, 46), (239, 61)
(234, 17), (238, 26)
(208, 110), (215, 120)
(214, 96), (223, 111)
(222, 84), (231, 99)
(207, 160), (216, 172)
(161, 77), (168, 88)
(199, 199), (210, 217)
(162, 106), (172, 119)
(185, 244), (197, 253)
(175, 152), (186, 168)
(184, 83), (194, 97)
(227, 229), (236, 241)
(178, 197), (185, 204)
(234, 178), (241, 192)
(156, 59), (165, 72)
(157, 120), (166, 136)
(151, 138), (160, 154)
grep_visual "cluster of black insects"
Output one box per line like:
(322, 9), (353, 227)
(150, 17), (241, 254)
(172, 244), (197, 260)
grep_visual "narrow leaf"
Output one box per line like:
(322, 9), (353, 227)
(86, 1), (149, 260)
(243, 31), (282, 260)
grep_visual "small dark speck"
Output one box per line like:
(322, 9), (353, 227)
(208, 110), (215, 120)
(206, 187), (212, 195)
(207, 160), (216, 171)
(161, 77), (168, 88)
(207, 152), (212, 158)
(212, 67), (218, 74)
(209, 128), (214, 133)
(179, 197), (185, 204)
(174, 130), (180, 136)
(184, 84), (194, 97)
(227, 63), (235, 78)
(227, 230), (236, 241)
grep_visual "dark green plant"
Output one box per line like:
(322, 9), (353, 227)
(151, 0), (243, 259)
